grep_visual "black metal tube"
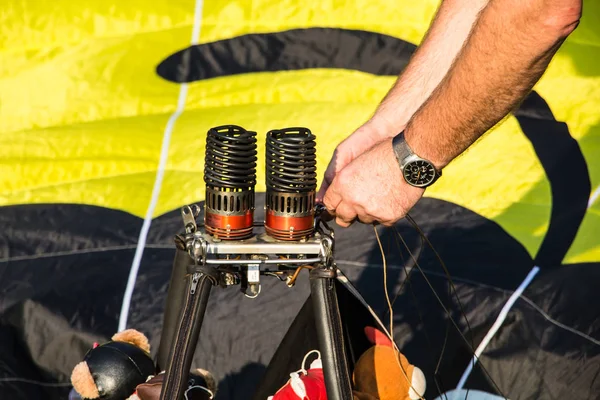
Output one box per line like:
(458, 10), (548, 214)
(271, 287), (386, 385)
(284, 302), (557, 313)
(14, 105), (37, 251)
(309, 268), (353, 400)
(156, 246), (194, 371)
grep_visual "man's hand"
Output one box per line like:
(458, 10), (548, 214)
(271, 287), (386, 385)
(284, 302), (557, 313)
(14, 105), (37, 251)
(317, 0), (581, 228)
(315, 117), (394, 203)
(322, 138), (425, 227)
(316, 0), (494, 220)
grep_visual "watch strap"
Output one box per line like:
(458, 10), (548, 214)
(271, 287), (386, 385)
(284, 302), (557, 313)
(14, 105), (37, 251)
(391, 131), (413, 168)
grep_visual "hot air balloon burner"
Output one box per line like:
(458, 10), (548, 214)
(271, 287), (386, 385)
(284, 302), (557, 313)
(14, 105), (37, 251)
(203, 125), (257, 240)
(157, 121), (349, 400)
(265, 127), (317, 241)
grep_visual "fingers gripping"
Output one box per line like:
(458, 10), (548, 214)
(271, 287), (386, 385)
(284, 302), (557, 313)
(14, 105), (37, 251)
(335, 202), (358, 227)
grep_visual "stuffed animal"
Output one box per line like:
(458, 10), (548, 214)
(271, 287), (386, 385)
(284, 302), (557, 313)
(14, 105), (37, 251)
(70, 329), (157, 400)
(132, 368), (217, 400)
(352, 326), (426, 400)
(268, 350), (327, 400)
(268, 326), (426, 400)
(70, 329), (217, 400)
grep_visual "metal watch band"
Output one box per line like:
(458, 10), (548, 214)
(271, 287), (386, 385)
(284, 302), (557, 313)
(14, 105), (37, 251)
(391, 131), (413, 168)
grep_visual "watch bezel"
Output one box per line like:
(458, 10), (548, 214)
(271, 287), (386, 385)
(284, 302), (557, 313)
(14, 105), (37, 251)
(402, 158), (438, 188)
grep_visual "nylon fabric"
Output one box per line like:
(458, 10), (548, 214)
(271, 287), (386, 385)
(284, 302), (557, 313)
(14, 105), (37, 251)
(1, 1), (600, 399)
(1, 198), (598, 399)
(0, 1), (598, 262)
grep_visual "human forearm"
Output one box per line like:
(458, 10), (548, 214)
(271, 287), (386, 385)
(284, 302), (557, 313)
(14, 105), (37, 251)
(371, 0), (490, 136)
(318, 0), (492, 199)
(320, 0), (581, 227)
(403, 0), (582, 169)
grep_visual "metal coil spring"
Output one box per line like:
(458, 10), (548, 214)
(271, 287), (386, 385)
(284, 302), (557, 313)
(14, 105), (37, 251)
(266, 127), (317, 193)
(204, 125), (257, 191)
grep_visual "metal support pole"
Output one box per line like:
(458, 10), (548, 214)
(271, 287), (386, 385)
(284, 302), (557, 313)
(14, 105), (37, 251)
(156, 246), (194, 371)
(309, 266), (353, 400)
(159, 270), (215, 400)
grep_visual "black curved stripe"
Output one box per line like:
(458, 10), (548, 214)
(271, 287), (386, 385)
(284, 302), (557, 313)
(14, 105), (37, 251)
(156, 26), (592, 268)
(156, 27), (417, 83)
(514, 92), (591, 267)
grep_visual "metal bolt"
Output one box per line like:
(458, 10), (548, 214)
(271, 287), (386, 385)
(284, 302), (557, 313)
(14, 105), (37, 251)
(223, 273), (236, 286)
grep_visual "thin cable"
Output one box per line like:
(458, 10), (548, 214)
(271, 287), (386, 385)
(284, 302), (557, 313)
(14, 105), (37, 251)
(392, 226), (448, 400)
(395, 227), (473, 397)
(386, 230), (425, 312)
(373, 226), (394, 337)
(406, 213), (476, 352)
(286, 264), (314, 287)
(404, 213), (476, 400)
(393, 221), (506, 399)
(436, 316), (451, 391)
(373, 225), (426, 400)
(392, 226), (447, 400)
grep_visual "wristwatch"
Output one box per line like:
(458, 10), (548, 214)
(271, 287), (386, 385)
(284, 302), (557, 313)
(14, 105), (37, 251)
(391, 131), (441, 188)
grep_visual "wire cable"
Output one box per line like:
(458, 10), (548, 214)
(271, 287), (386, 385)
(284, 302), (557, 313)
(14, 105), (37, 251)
(392, 216), (507, 399)
(374, 225), (426, 400)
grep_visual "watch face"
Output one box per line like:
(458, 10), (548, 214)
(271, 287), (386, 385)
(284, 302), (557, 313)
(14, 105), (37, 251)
(403, 160), (437, 187)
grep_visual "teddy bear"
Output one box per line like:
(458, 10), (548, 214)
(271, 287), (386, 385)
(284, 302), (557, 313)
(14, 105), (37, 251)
(69, 328), (217, 400)
(268, 326), (426, 400)
(70, 329), (157, 400)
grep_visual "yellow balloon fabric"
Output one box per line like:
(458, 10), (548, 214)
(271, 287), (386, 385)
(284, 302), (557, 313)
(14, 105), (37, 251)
(0, 0), (598, 263)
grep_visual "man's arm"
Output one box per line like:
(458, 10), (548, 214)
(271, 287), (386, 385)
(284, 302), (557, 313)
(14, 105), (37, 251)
(323, 0), (582, 226)
(316, 0), (490, 201)
(403, 0), (582, 169)
(373, 0), (490, 135)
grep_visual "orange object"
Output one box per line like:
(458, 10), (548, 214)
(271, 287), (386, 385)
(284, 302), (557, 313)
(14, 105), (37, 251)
(352, 327), (427, 400)
(265, 211), (314, 241)
(204, 210), (254, 240)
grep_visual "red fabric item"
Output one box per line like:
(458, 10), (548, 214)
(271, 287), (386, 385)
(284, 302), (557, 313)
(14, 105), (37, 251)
(302, 367), (326, 400)
(270, 358), (326, 400)
(364, 326), (393, 347)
